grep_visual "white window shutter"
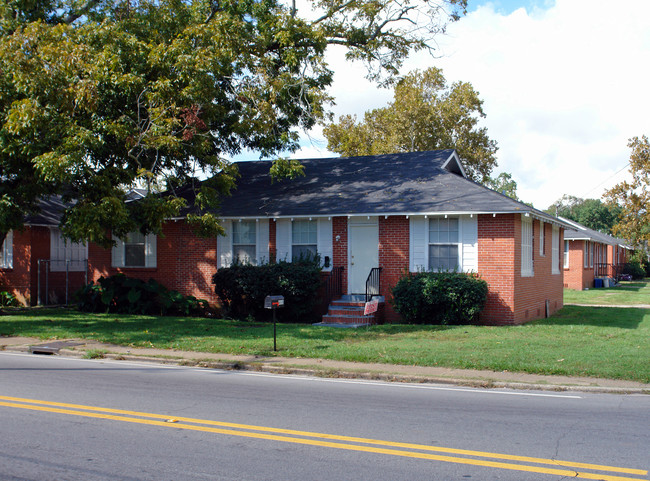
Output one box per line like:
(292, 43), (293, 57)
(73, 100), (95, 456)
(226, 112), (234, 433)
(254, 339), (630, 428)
(460, 216), (478, 272)
(6, 230), (12, 268)
(217, 221), (233, 268)
(256, 219), (270, 265)
(552, 226), (560, 274)
(145, 234), (157, 268)
(318, 218), (333, 271)
(112, 235), (124, 267)
(50, 228), (61, 271)
(275, 219), (291, 262)
(1, 230), (13, 268)
(409, 216), (426, 272)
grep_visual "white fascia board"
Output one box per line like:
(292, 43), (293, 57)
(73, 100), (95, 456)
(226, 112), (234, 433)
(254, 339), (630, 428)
(203, 211), (570, 225)
(564, 235), (595, 241)
(557, 216), (586, 230)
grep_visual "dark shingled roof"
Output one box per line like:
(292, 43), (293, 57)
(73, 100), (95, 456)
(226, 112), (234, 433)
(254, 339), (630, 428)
(561, 217), (630, 247)
(25, 196), (69, 226)
(210, 150), (565, 225)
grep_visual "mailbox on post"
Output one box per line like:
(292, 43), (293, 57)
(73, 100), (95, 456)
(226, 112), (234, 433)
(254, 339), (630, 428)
(264, 295), (285, 351)
(264, 295), (285, 309)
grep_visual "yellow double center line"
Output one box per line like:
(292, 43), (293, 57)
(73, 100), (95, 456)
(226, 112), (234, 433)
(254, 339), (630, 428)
(1, 395), (647, 481)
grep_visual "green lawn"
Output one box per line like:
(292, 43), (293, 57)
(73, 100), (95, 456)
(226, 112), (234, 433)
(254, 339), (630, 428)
(2, 293), (649, 383)
(564, 279), (650, 306)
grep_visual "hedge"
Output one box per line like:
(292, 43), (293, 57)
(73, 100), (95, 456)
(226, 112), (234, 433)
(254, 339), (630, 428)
(391, 271), (488, 324)
(212, 259), (322, 322)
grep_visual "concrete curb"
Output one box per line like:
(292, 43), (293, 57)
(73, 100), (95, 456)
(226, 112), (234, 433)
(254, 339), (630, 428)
(4, 341), (649, 395)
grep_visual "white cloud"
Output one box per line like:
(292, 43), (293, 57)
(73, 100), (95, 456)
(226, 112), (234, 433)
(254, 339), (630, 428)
(294, 0), (649, 209)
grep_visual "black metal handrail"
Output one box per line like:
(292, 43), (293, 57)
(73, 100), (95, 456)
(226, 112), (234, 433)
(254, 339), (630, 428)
(322, 266), (344, 312)
(365, 267), (382, 302)
(594, 263), (609, 277)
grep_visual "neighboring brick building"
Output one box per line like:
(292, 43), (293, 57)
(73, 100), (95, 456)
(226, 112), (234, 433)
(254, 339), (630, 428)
(561, 217), (632, 290)
(0, 198), (88, 305)
(80, 150), (569, 325)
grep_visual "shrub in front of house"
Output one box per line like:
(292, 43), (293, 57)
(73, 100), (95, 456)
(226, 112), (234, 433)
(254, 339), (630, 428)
(621, 261), (647, 280)
(75, 274), (210, 316)
(391, 271), (488, 324)
(212, 258), (322, 323)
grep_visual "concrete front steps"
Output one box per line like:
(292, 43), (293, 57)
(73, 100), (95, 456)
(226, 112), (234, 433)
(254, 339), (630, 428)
(315, 295), (385, 328)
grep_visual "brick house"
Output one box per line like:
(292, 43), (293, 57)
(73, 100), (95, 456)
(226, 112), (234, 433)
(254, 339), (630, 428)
(561, 217), (631, 290)
(0, 197), (88, 305)
(80, 150), (570, 325)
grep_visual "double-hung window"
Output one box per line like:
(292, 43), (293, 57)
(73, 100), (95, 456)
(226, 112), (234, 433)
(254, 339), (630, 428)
(584, 241), (590, 268)
(0, 231), (12, 269)
(539, 221), (545, 256)
(292, 220), (317, 260)
(112, 231), (157, 268)
(232, 221), (257, 264)
(521, 216), (533, 277)
(428, 217), (459, 271)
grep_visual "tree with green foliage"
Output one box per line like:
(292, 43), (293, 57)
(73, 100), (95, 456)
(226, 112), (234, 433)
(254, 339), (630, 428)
(485, 172), (519, 200)
(604, 136), (650, 254)
(0, 0), (467, 247)
(322, 67), (498, 182)
(545, 195), (621, 235)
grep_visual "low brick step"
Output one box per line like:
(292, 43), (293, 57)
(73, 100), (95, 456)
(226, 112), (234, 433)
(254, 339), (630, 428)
(321, 314), (376, 324)
(330, 300), (366, 308)
(328, 305), (367, 316)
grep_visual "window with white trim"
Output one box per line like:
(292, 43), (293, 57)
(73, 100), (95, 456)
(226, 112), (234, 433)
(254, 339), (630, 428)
(584, 241), (589, 268)
(551, 226), (559, 274)
(563, 240), (569, 269)
(590, 241), (594, 268)
(292, 220), (317, 260)
(232, 220), (256, 264)
(1, 231), (12, 269)
(428, 217), (460, 271)
(50, 228), (87, 271)
(521, 216), (533, 277)
(539, 221), (545, 256)
(112, 231), (157, 268)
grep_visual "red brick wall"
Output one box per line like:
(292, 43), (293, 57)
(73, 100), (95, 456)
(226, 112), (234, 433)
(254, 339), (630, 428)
(88, 221), (218, 304)
(378, 216), (409, 322)
(269, 219), (277, 262)
(512, 218), (564, 324)
(564, 240), (594, 290)
(0, 226), (67, 306)
(477, 214), (516, 324)
(332, 216), (348, 295)
(1, 229), (32, 305)
(478, 215), (563, 325)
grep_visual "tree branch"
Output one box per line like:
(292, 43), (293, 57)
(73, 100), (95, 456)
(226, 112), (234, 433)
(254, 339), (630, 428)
(62, 0), (102, 24)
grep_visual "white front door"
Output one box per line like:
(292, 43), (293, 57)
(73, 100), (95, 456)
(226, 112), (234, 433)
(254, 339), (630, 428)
(348, 218), (379, 294)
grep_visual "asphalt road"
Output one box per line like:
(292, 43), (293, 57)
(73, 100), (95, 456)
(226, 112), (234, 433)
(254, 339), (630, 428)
(1, 352), (648, 481)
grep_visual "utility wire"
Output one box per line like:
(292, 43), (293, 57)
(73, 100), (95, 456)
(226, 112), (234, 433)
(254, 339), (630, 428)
(581, 162), (630, 198)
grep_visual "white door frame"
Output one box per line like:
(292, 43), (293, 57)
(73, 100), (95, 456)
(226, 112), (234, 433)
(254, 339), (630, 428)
(348, 217), (379, 294)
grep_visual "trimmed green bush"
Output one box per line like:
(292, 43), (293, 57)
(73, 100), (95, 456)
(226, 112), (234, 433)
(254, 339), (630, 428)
(212, 259), (322, 323)
(391, 271), (488, 324)
(75, 274), (209, 316)
(622, 261), (647, 280)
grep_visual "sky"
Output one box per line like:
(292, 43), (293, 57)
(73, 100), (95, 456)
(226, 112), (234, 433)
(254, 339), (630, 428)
(242, 0), (650, 210)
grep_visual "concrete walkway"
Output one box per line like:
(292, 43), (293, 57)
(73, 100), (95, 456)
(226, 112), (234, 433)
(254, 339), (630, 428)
(2, 336), (648, 394)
